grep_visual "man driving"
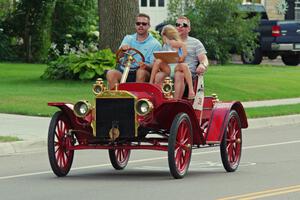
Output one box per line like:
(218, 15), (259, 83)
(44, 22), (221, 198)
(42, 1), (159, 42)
(106, 13), (161, 89)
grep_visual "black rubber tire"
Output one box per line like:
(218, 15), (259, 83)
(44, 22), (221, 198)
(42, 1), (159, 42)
(168, 113), (193, 179)
(108, 149), (131, 170)
(48, 111), (74, 177)
(220, 110), (242, 172)
(241, 47), (263, 65)
(281, 54), (300, 66)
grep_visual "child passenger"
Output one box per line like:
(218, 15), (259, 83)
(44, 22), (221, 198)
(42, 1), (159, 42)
(149, 25), (195, 99)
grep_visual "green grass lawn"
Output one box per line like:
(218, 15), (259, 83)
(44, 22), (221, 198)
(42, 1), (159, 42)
(0, 63), (94, 116)
(205, 64), (300, 101)
(0, 136), (22, 142)
(246, 103), (300, 118)
(0, 62), (300, 117)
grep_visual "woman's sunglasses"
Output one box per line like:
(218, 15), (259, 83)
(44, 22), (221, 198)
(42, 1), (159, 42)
(175, 23), (189, 28)
(136, 22), (148, 26)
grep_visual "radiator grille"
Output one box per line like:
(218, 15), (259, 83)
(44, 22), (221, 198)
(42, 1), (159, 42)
(96, 98), (135, 139)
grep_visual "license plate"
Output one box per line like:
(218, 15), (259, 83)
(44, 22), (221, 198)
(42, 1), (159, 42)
(295, 43), (300, 49)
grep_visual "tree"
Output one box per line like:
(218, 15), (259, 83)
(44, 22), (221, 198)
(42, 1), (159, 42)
(98, 0), (139, 52)
(2, 0), (57, 62)
(52, 0), (98, 51)
(31, 0), (57, 62)
(168, 0), (259, 64)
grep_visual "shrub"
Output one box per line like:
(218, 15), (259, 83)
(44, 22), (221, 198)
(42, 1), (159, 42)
(149, 29), (162, 44)
(41, 48), (116, 80)
(70, 49), (115, 80)
(0, 27), (20, 61)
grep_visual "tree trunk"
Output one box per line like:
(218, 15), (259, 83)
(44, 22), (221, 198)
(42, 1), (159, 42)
(98, 0), (139, 52)
(31, 0), (57, 62)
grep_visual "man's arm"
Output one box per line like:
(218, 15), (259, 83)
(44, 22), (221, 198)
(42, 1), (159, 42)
(196, 53), (209, 74)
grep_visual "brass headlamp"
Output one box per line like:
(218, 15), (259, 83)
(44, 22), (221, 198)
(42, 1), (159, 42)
(135, 99), (153, 116)
(73, 100), (92, 118)
(93, 78), (107, 95)
(162, 77), (174, 98)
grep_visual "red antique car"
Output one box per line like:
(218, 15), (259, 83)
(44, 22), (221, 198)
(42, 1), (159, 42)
(47, 48), (248, 179)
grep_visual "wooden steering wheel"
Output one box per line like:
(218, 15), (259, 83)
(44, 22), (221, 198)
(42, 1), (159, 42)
(116, 48), (145, 70)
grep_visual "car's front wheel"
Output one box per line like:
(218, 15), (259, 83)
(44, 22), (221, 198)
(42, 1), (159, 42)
(48, 111), (74, 177)
(108, 148), (131, 170)
(168, 113), (193, 179)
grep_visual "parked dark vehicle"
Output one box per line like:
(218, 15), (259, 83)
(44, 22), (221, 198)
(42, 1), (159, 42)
(240, 4), (300, 66)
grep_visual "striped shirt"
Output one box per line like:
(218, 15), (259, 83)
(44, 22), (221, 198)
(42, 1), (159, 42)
(184, 36), (207, 75)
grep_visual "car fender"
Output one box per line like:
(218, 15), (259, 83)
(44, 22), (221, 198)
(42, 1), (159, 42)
(206, 101), (248, 143)
(154, 101), (204, 144)
(48, 102), (80, 127)
(48, 102), (94, 140)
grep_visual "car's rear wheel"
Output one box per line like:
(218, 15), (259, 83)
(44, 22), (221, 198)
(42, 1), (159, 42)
(241, 47), (262, 65)
(108, 148), (131, 170)
(168, 113), (193, 179)
(281, 54), (300, 66)
(220, 110), (242, 172)
(48, 111), (74, 177)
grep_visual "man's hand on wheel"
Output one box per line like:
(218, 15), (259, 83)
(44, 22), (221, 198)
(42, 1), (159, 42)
(121, 45), (130, 51)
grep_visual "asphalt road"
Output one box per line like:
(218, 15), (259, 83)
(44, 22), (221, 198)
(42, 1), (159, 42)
(1, 123), (300, 200)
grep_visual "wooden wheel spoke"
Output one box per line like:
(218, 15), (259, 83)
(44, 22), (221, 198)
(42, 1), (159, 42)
(175, 142), (181, 151)
(56, 150), (63, 167)
(175, 148), (182, 164)
(116, 150), (121, 161)
(62, 153), (67, 167)
(121, 150), (125, 161)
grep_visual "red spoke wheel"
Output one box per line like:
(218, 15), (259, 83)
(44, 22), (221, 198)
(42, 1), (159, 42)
(168, 113), (193, 179)
(48, 111), (74, 177)
(220, 110), (242, 172)
(108, 148), (131, 170)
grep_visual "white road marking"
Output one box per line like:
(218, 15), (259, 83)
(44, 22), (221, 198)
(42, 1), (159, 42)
(1, 140), (300, 180)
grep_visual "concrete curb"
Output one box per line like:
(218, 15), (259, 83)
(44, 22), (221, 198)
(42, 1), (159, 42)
(1, 114), (300, 156)
(248, 114), (300, 129)
(0, 140), (46, 155)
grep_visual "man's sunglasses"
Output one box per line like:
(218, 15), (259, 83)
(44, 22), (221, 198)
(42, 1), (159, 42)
(136, 22), (148, 26)
(175, 23), (189, 28)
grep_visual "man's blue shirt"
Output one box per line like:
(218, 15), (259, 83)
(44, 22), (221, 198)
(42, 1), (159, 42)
(120, 33), (161, 70)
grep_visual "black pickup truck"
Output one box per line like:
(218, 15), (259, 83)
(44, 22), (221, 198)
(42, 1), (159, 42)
(240, 4), (300, 66)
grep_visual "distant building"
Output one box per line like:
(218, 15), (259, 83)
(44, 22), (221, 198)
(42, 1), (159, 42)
(139, 0), (300, 28)
(139, 0), (169, 28)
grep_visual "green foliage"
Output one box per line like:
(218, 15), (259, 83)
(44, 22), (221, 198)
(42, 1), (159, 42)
(0, 29), (15, 60)
(0, 0), (13, 19)
(41, 49), (116, 80)
(167, 0), (194, 21)
(70, 49), (116, 80)
(168, 0), (259, 64)
(41, 54), (77, 80)
(149, 30), (162, 44)
(0, 0), (57, 62)
(52, 0), (98, 53)
(0, 0), (98, 62)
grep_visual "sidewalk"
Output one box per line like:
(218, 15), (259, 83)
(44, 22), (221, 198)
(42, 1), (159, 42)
(242, 97), (300, 108)
(1, 98), (300, 155)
